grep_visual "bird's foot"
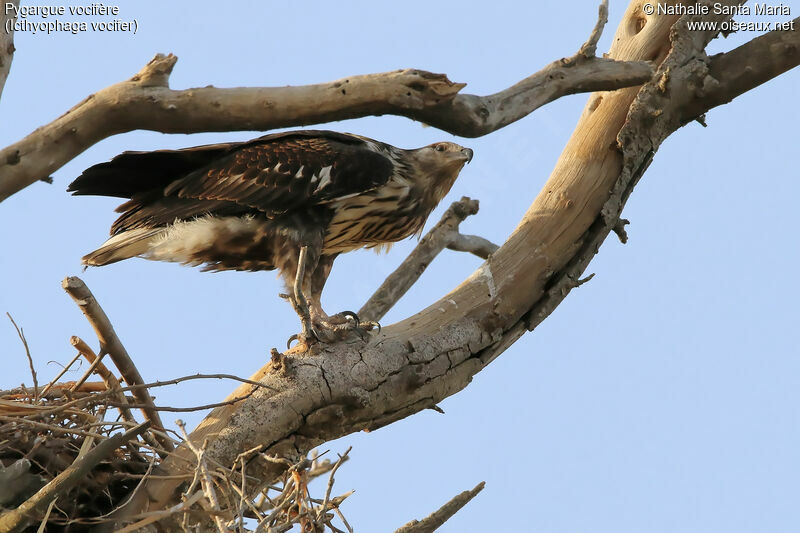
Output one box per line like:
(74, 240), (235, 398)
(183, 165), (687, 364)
(309, 311), (380, 343)
(286, 312), (379, 348)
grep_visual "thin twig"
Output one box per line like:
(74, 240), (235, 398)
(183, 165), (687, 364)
(7, 312), (38, 403)
(37, 352), (83, 398)
(69, 348), (108, 392)
(103, 389), (256, 413)
(317, 447), (351, 527)
(394, 482), (485, 533)
(113, 490), (204, 533)
(35, 497), (57, 533)
(0, 414), (108, 439)
(176, 419), (228, 533)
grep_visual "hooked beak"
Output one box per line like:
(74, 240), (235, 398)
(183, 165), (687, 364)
(461, 148), (473, 163)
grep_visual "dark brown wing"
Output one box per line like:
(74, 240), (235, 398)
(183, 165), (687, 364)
(165, 132), (393, 214)
(69, 130), (396, 236)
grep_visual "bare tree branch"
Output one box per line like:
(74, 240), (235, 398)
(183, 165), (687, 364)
(61, 276), (174, 455)
(0, 16), (654, 203)
(682, 16), (799, 122)
(0, 0), (18, 100)
(359, 197), (490, 323)
(394, 482), (485, 533)
(578, 0), (609, 58)
(446, 234), (498, 260)
(0, 421), (150, 533)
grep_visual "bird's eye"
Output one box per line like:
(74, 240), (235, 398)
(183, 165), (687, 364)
(434, 144), (446, 152)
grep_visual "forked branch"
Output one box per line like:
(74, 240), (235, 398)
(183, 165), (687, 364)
(359, 196), (498, 323)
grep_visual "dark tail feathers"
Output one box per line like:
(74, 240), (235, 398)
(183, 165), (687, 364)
(67, 144), (236, 198)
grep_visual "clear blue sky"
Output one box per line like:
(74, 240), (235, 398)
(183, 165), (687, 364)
(2, 1), (798, 531)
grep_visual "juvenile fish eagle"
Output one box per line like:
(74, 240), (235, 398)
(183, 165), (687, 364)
(69, 130), (473, 344)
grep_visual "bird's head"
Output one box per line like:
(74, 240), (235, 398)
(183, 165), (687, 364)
(407, 141), (473, 205)
(414, 141), (473, 169)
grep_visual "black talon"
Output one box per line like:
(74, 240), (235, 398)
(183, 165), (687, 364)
(339, 311), (360, 324)
(287, 334), (300, 349)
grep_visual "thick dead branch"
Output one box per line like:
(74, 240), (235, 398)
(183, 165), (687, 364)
(0, 13), (653, 202)
(683, 16), (800, 121)
(0, 421), (150, 533)
(62, 276), (174, 455)
(0, 0), (17, 100)
(359, 196), (492, 323)
(394, 482), (485, 533)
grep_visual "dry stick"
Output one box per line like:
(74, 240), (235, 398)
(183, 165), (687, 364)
(61, 276), (174, 456)
(393, 482), (485, 533)
(0, 414), (107, 439)
(113, 490), (205, 533)
(69, 335), (163, 461)
(6, 313), (38, 403)
(70, 336), (136, 423)
(35, 497), (57, 533)
(14, 373), (273, 422)
(334, 507), (354, 533)
(359, 196), (489, 323)
(0, 26), (655, 202)
(176, 419), (229, 533)
(103, 389), (257, 413)
(68, 348), (108, 392)
(1, 381), (105, 400)
(37, 352), (83, 399)
(114, 372), (277, 393)
(0, 421), (150, 533)
(316, 447), (351, 528)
